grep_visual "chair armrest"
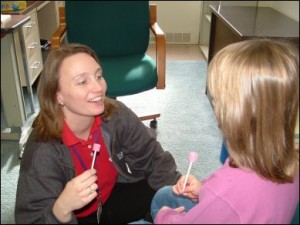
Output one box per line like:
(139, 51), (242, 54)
(51, 7), (66, 49)
(150, 4), (166, 89)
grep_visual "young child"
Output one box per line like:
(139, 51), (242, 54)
(151, 39), (299, 224)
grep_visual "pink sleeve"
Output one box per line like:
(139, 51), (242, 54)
(154, 208), (188, 224)
(154, 197), (240, 224)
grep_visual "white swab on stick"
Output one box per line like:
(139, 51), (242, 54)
(182, 151), (198, 192)
(91, 144), (101, 169)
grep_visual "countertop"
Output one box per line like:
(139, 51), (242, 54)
(1, 14), (30, 33)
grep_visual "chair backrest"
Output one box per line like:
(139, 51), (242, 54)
(65, 1), (150, 57)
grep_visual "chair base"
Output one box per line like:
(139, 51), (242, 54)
(139, 113), (160, 129)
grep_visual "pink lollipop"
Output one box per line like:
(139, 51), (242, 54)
(188, 151), (198, 163)
(182, 151), (198, 192)
(91, 144), (101, 169)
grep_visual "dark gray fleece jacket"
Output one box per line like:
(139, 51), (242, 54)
(15, 100), (181, 224)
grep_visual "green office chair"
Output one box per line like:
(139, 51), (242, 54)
(51, 1), (166, 128)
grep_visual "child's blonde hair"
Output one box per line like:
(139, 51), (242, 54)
(207, 39), (299, 183)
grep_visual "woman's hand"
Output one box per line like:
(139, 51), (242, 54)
(53, 169), (98, 222)
(172, 174), (201, 201)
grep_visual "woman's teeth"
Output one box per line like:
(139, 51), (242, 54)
(89, 97), (101, 103)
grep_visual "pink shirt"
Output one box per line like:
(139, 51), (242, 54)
(155, 159), (299, 224)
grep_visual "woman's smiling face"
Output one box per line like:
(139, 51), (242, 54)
(56, 52), (107, 120)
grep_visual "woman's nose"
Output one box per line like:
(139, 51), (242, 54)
(91, 79), (103, 91)
(93, 78), (106, 91)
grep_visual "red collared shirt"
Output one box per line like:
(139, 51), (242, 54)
(62, 116), (118, 218)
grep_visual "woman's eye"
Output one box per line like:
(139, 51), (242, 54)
(78, 80), (86, 85)
(96, 75), (102, 80)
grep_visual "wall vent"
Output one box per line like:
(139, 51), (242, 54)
(166, 32), (191, 43)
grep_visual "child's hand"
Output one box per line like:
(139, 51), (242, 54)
(173, 174), (201, 201)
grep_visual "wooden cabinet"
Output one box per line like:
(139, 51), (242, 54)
(208, 5), (299, 63)
(18, 9), (43, 86)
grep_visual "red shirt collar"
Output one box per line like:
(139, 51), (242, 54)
(62, 116), (102, 147)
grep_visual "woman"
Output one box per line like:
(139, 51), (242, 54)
(150, 39), (299, 224)
(15, 43), (181, 224)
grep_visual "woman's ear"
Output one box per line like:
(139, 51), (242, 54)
(56, 92), (64, 105)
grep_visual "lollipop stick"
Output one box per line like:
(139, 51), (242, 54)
(91, 144), (101, 169)
(182, 161), (192, 192)
(91, 154), (97, 169)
